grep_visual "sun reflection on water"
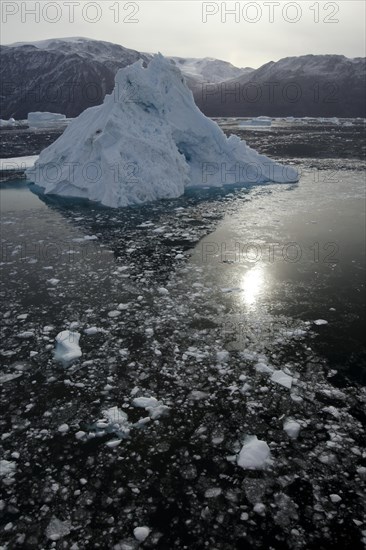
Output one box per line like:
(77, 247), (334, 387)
(241, 266), (266, 308)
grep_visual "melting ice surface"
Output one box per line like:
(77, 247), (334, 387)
(54, 330), (82, 364)
(26, 54), (298, 207)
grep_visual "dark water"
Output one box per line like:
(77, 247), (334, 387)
(0, 120), (365, 549)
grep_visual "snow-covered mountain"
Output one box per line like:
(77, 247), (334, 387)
(171, 56), (253, 84)
(0, 37), (252, 119)
(0, 38), (150, 119)
(0, 39), (364, 119)
(195, 54), (366, 118)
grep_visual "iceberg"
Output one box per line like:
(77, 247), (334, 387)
(27, 111), (67, 128)
(27, 54), (298, 208)
(239, 118), (272, 127)
(0, 117), (16, 128)
(0, 155), (39, 172)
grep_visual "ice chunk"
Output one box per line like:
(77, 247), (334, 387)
(103, 406), (129, 428)
(0, 460), (16, 478)
(132, 396), (169, 419)
(27, 55), (298, 208)
(0, 372), (22, 383)
(84, 326), (105, 335)
(133, 526), (150, 542)
(255, 362), (273, 374)
(204, 487), (222, 498)
(271, 370), (293, 389)
(188, 390), (209, 401)
(47, 278), (60, 285)
(216, 350), (230, 363)
(314, 319), (328, 325)
(54, 331), (82, 364)
(45, 517), (71, 541)
(283, 419), (301, 439)
(253, 503), (266, 514)
(106, 439), (122, 448)
(157, 287), (169, 295)
(0, 118), (16, 128)
(237, 436), (271, 469)
(58, 424), (69, 434)
(108, 310), (121, 318)
(16, 331), (34, 339)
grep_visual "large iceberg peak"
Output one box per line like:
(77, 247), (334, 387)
(112, 53), (189, 114)
(27, 54), (298, 208)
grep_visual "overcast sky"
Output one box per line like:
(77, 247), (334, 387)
(1, 1), (365, 67)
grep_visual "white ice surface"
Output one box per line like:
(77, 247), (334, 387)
(133, 526), (150, 542)
(0, 460), (16, 478)
(270, 370), (293, 389)
(132, 396), (169, 419)
(237, 436), (271, 469)
(45, 518), (71, 541)
(54, 330), (82, 364)
(103, 406), (129, 429)
(27, 54), (298, 207)
(283, 418), (301, 439)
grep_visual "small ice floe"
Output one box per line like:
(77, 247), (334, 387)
(108, 310), (121, 318)
(45, 517), (71, 541)
(157, 287), (169, 295)
(106, 439), (122, 448)
(16, 331), (34, 339)
(54, 331), (82, 364)
(0, 372), (22, 384)
(204, 487), (222, 498)
(253, 503), (266, 515)
(17, 313), (28, 320)
(0, 460), (16, 478)
(216, 350), (230, 363)
(314, 319), (328, 326)
(322, 406), (340, 418)
(237, 436), (272, 470)
(58, 424), (69, 434)
(254, 362), (274, 374)
(270, 370), (293, 389)
(330, 494), (342, 503)
(117, 303), (130, 311)
(84, 326), (105, 335)
(132, 397), (169, 420)
(133, 526), (150, 542)
(188, 390), (209, 401)
(283, 418), (301, 439)
(102, 407), (131, 437)
(47, 278), (60, 286)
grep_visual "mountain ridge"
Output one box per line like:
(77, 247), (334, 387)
(0, 37), (364, 119)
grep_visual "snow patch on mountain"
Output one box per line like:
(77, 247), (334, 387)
(171, 56), (253, 83)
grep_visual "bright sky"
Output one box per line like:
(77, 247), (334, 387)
(1, 1), (365, 68)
